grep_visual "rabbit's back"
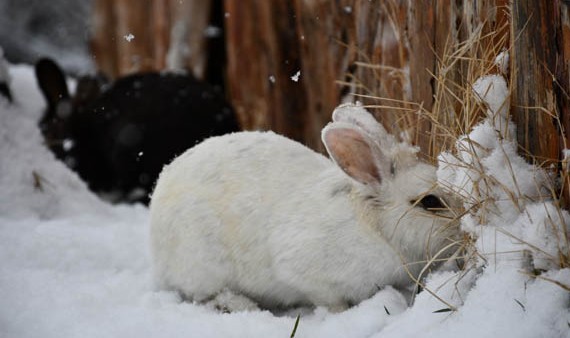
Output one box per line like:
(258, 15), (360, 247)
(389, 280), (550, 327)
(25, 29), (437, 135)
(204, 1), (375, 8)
(80, 73), (238, 196)
(150, 131), (356, 306)
(153, 130), (329, 198)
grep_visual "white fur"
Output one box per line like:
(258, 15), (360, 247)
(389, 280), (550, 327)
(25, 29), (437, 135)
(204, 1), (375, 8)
(150, 104), (460, 311)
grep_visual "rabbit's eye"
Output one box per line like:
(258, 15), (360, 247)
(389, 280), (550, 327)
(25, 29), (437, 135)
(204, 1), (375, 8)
(414, 194), (446, 211)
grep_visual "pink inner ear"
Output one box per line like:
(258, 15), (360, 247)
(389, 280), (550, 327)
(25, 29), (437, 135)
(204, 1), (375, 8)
(324, 127), (381, 185)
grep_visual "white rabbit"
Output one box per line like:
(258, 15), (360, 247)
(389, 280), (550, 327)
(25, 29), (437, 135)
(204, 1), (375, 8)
(150, 103), (461, 311)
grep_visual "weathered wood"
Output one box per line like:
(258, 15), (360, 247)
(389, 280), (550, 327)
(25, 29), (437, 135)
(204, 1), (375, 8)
(223, 0), (521, 158)
(89, 1), (570, 197)
(167, 0), (212, 77)
(114, 0), (154, 74)
(151, 0), (170, 70)
(291, 0), (357, 150)
(352, 0), (410, 133)
(90, 0), (118, 77)
(90, 0), (213, 79)
(225, 0), (307, 143)
(554, 1), (570, 203)
(406, 0), (435, 155)
(512, 0), (560, 165)
(557, 2), (570, 153)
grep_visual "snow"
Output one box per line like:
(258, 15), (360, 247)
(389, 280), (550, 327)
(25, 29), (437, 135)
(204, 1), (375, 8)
(472, 74), (512, 137)
(291, 70), (301, 82)
(495, 50), (510, 74)
(204, 26), (222, 38)
(0, 63), (569, 337)
(124, 34), (135, 42)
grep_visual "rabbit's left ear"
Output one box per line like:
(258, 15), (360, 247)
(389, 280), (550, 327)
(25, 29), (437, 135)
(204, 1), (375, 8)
(332, 103), (386, 137)
(35, 58), (70, 120)
(322, 123), (391, 186)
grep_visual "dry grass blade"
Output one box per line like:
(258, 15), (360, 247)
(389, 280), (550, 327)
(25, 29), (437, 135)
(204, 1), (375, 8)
(519, 272), (570, 292)
(289, 315), (301, 338)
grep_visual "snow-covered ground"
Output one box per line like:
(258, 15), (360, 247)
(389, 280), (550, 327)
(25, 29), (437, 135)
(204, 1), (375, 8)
(0, 63), (569, 338)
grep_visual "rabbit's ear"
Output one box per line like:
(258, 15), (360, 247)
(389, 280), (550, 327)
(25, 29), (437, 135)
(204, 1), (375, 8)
(35, 58), (70, 118)
(322, 124), (390, 186)
(332, 103), (387, 138)
(332, 103), (401, 154)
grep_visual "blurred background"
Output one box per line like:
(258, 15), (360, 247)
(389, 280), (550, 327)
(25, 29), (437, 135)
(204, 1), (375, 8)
(1, 0), (570, 181)
(0, 0), (93, 73)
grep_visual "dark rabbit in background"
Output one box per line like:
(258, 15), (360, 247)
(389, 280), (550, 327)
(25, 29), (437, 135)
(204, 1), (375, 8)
(35, 58), (240, 204)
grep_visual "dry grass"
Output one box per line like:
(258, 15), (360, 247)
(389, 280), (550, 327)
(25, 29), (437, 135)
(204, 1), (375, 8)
(346, 8), (570, 305)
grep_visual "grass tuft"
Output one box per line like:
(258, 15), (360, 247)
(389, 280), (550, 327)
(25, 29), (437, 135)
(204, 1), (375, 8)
(346, 4), (569, 308)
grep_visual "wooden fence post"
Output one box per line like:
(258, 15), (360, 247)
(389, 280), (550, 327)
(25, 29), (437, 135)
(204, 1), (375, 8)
(512, 0), (560, 167)
(90, 0), (213, 79)
(224, 0), (308, 143)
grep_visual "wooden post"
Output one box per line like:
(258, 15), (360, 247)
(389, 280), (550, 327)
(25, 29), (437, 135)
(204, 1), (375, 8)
(406, 0), (435, 156)
(114, 0), (154, 74)
(152, 0), (170, 70)
(291, 0), (357, 150)
(511, 0), (560, 165)
(167, 0), (212, 77)
(90, 0), (119, 78)
(224, 0), (307, 143)
(553, 1), (570, 204)
(90, 0), (213, 79)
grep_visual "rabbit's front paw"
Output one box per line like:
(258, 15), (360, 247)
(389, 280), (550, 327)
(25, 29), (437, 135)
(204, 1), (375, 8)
(205, 289), (260, 313)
